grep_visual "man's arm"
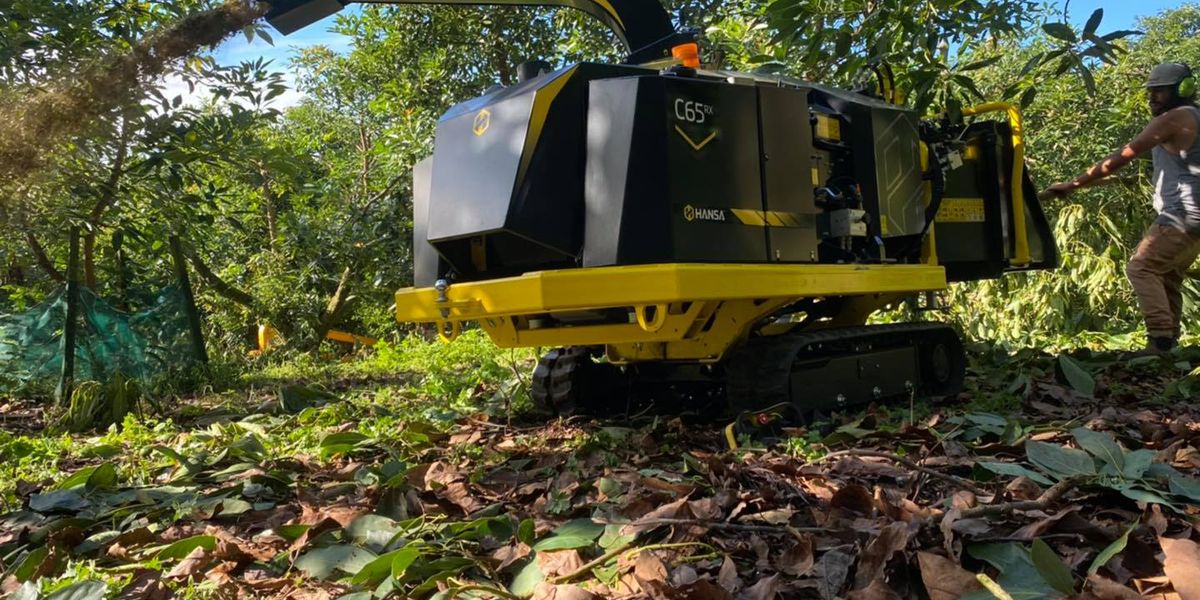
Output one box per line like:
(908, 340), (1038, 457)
(1044, 111), (1180, 197)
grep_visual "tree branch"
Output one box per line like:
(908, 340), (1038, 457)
(314, 266), (353, 345)
(185, 248), (256, 308)
(25, 231), (65, 283)
(819, 449), (988, 496)
(932, 475), (1086, 524)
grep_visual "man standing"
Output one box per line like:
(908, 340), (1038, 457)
(1046, 63), (1200, 355)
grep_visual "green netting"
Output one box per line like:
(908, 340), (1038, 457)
(0, 286), (200, 394)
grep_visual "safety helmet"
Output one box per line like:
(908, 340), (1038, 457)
(1146, 62), (1196, 97)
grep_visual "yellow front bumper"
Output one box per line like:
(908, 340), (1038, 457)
(396, 263), (947, 362)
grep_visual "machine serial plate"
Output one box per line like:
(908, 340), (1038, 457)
(936, 197), (986, 223)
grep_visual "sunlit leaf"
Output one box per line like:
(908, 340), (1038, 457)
(157, 535), (216, 560)
(1089, 521), (1136, 574)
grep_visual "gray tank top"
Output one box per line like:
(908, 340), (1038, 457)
(1153, 106), (1200, 235)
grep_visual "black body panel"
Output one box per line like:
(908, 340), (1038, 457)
(584, 75), (770, 266)
(426, 63), (648, 280)
(757, 85), (819, 262)
(412, 157), (442, 287)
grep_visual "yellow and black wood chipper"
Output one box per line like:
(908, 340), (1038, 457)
(268, 0), (1058, 415)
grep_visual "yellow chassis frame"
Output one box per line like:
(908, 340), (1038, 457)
(395, 263), (946, 363)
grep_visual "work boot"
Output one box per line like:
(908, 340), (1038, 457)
(1121, 336), (1177, 360)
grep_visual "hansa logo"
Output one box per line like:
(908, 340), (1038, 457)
(473, 109), (491, 136)
(684, 205), (726, 222)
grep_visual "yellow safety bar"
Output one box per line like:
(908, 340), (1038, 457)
(961, 102), (1031, 266)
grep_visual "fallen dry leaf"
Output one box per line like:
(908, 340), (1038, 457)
(846, 579), (902, 600)
(854, 522), (912, 589)
(538, 549), (586, 579)
(918, 551), (983, 600)
(621, 497), (692, 537)
(775, 535), (815, 576)
(119, 569), (172, 600)
(675, 579), (734, 600)
(738, 573), (780, 600)
(165, 546), (211, 580)
(1083, 573), (1144, 600)
(1005, 476), (1044, 501)
(718, 555), (742, 593)
(1160, 536), (1200, 600)
(532, 582), (603, 600)
(830, 484), (876, 516)
(815, 549), (855, 600)
(634, 551), (669, 583)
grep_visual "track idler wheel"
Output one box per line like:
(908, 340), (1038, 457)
(530, 346), (627, 416)
(917, 327), (966, 398)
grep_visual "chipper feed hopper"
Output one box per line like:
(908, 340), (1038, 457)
(268, 0), (1058, 415)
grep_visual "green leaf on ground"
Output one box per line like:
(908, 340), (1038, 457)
(532, 518), (604, 551)
(295, 544), (377, 579)
(1026, 441), (1096, 479)
(1169, 474), (1200, 502)
(1031, 539), (1076, 595)
(1121, 449), (1154, 480)
(44, 580), (107, 600)
(319, 431), (370, 459)
(977, 461), (1055, 486)
(29, 490), (89, 512)
(510, 557), (545, 596)
(965, 543), (1065, 599)
(1090, 521), (1136, 574)
(157, 535), (216, 560)
(351, 547), (420, 586)
(1071, 428), (1123, 471)
(1057, 355), (1095, 396)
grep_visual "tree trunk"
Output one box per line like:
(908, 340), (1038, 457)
(263, 185), (279, 250)
(83, 120), (132, 289)
(169, 236), (209, 364)
(314, 266), (354, 347)
(357, 123), (373, 204)
(5, 259), (24, 286)
(26, 232), (65, 283)
(57, 228), (81, 406)
(111, 230), (129, 311)
(489, 11), (513, 86)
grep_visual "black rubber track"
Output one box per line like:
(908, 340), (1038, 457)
(724, 322), (966, 414)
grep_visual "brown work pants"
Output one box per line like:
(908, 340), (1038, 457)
(1126, 223), (1200, 339)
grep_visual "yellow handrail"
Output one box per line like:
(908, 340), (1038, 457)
(961, 102), (1032, 266)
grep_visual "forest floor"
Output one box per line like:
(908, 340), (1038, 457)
(2, 334), (1200, 600)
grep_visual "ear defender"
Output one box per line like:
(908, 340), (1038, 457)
(1177, 63), (1196, 98)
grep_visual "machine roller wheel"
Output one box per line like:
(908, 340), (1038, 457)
(530, 346), (628, 416)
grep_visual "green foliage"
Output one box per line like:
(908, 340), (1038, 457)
(761, 0), (1135, 111)
(979, 426), (1200, 509)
